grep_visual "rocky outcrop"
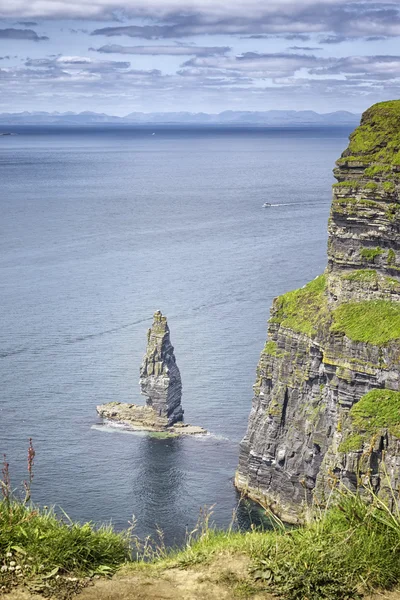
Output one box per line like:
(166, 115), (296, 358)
(236, 100), (400, 522)
(97, 311), (206, 436)
(139, 310), (183, 426)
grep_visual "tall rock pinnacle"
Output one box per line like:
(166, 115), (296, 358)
(139, 310), (183, 426)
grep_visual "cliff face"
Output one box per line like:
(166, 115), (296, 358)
(236, 101), (400, 522)
(140, 310), (184, 426)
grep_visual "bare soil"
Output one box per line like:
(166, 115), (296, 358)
(4, 555), (400, 600)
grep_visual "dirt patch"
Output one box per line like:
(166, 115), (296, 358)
(3, 554), (272, 600)
(77, 553), (272, 600)
(4, 557), (400, 600)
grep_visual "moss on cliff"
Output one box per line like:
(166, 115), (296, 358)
(339, 389), (400, 452)
(340, 100), (400, 166)
(360, 247), (384, 261)
(331, 300), (400, 344)
(270, 275), (327, 337)
(342, 269), (378, 282)
(263, 340), (279, 356)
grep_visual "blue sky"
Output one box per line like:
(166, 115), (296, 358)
(1, 0), (400, 114)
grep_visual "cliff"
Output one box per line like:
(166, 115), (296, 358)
(236, 100), (400, 523)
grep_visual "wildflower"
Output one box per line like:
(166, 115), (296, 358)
(1, 566), (8, 573)
(8, 566), (15, 572)
(9, 561), (15, 567)
(6, 552), (12, 558)
(15, 566), (21, 571)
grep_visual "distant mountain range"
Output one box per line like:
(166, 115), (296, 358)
(0, 110), (360, 127)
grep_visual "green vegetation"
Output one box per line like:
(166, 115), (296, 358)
(339, 389), (400, 452)
(263, 340), (278, 356)
(365, 180), (378, 190)
(349, 389), (400, 438)
(364, 164), (392, 177)
(388, 248), (396, 265)
(360, 246), (384, 261)
(331, 300), (400, 344)
(386, 204), (400, 221)
(271, 275), (327, 337)
(342, 100), (400, 166)
(383, 181), (396, 193)
(342, 269), (400, 292)
(0, 443), (130, 596)
(0, 501), (129, 575)
(251, 492), (400, 599)
(332, 180), (360, 189)
(136, 491), (400, 600)
(342, 269), (378, 282)
(4, 443), (400, 599)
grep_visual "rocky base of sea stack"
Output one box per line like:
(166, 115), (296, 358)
(96, 402), (207, 436)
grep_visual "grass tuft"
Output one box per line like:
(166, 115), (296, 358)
(252, 491), (400, 599)
(331, 300), (400, 344)
(339, 389), (400, 452)
(271, 275), (327, 337)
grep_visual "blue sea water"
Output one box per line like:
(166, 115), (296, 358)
(0, 125), (351, 545)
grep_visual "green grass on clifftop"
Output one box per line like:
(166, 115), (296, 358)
(331, 300), (400, 344)
(0, 500), (130, 594)
(339, 389), (400, 452)
(340, 100), (400, 166)
(339, 100), (400, 165)
(271, 275), (327, 337)
(145, 492), (400, 600)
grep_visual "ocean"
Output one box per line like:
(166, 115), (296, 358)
(0, 125), (351, 545)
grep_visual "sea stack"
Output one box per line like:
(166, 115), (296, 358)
(96, 312), (205, 435)
(140, 310), (184, 426)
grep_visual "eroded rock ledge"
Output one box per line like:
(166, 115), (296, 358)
(236, 100), (400, 522)
(97, 311), (207, 436)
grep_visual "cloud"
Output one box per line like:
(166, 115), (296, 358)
(25, 55), (131, 72)
(179, 51), (325, 80)
(0, 1), (399, 41)
(311, 54), (400, 80)
(17, 21), (38, 26)
(91, 43), (231, 56)
(319, 35), (351, 44)
(287, 45), (321, 50)
(0, 28), (48, 41)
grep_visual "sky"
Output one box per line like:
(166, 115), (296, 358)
(1, 0), (400, 115)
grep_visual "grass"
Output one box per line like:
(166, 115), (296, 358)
(339, 389), (400, 452)
(263, 340), (278, 356)
(127, 491), (400, 600)
(0, 500), (130, 594)
(0, 443), (131, 596)
(251, 492), (400, 600)
(4, 443), (400, 600)
(339, 100), (400, 167)
(271, 275), (327, 337)
(342, 269), (378, 282)
(360, 247), (384, 261)
(388, 249), (397, 265)
(331, 300), (400, 344)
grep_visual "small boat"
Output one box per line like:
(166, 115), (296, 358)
(262, 202), (272, 207)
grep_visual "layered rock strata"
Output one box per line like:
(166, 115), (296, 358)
(97, 311), (206, 436)
(139, 310), (184, 426)
(236, 100), (400, 522)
